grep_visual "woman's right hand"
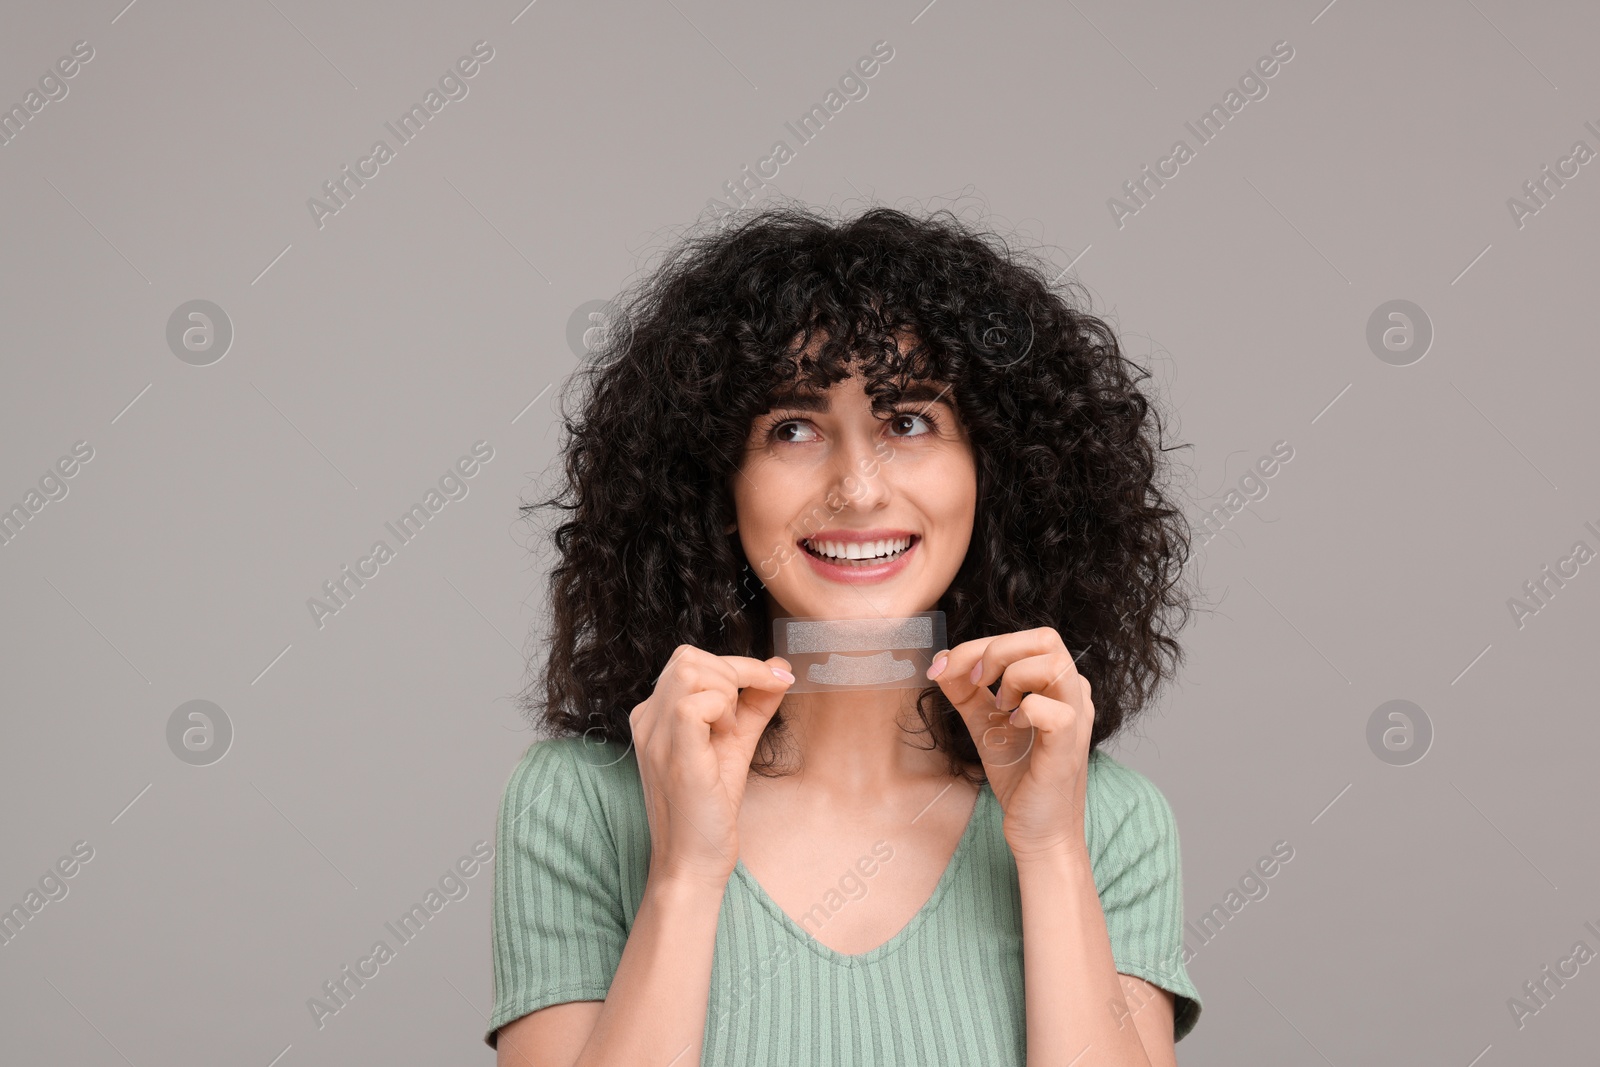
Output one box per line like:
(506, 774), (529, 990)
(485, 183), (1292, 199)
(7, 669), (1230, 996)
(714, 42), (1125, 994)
(630, 646), (795, 890)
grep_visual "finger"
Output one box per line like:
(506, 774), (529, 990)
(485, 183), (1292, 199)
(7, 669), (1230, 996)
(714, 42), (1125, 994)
(975, 706), (1037, 770)
(993, 650), (1082, 713)
(670, 689), (734, 735)
(659, 691), (729, 805)
(662, 691), (737, 791)
(713, 655), (787, 739)
(1004, 692), (1075, 735)
(717, 654), (797, 695)
(727, 658), (791, 753)
(700, 655), (792, 740)
(641, 646), (712, 749)
(926, 636), (1001, 713)
(927, 637), (1030, 774)
(968, 627), (1067, 690)
(656, 650), (787, 711)
(654, 644), (703, 693)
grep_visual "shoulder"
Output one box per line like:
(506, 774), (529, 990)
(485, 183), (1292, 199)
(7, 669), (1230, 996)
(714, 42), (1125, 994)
(1086, 749), (1177, 819)
(498, 735), (642, 831)
(1080, 750), (1202, 1039)
(500, 735), (579, 802)
(1083, 750), (1182, 874)
(503, 735), (637, 789)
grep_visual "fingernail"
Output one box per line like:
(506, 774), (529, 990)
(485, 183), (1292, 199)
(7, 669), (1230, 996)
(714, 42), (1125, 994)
(970, 659), (984, 684)
(927, 653), (948, 680)
(771, 666), (795, 683)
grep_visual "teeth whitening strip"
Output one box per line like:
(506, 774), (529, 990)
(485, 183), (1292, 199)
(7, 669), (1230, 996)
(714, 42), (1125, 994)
(771, 611), (946, 693)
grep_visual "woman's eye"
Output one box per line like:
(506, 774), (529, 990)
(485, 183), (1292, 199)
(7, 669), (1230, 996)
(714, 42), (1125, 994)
(888, 411), (935, 437)
(772, 419), (819, 443)
(767, 411), (936, 443)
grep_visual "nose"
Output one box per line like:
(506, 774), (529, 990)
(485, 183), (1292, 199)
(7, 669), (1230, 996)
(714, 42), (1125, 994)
(831, 428), (891, 508)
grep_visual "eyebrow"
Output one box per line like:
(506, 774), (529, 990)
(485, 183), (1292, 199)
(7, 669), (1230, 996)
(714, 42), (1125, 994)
(764, 382), (956, 413)
(889, 383), (956, 408)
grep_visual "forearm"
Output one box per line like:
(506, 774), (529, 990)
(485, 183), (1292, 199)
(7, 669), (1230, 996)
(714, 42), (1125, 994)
(1016, 848), (1153, 1067)
(575, 870), (726, 1067)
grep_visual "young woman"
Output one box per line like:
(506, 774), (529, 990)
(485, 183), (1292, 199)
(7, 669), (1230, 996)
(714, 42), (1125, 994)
(487, 204), (1202, 1065)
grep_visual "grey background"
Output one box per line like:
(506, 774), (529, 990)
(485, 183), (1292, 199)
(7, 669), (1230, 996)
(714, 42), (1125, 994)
(2, 0), (1596, 1063)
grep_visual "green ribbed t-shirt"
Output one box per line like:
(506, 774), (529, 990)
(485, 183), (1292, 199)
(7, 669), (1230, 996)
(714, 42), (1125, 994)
(486, 736), (1201, 1059)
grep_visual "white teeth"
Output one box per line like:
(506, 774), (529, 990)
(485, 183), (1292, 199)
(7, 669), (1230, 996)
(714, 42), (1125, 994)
(803, 537), (912, 561)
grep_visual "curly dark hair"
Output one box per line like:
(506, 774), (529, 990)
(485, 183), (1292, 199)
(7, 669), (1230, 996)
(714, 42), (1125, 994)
(518, 200), (1196, 783)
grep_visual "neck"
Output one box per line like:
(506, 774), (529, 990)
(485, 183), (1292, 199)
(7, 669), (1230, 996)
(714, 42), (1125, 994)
(764, 685), (967, 804)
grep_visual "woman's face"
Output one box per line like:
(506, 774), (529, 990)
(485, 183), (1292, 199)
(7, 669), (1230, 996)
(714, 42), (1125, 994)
(732, 366), (977, 622)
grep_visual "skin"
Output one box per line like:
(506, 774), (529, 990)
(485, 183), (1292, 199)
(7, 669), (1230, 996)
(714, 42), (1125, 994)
(728, 359), (988, 958)
(734, 361), (1177, 1065)
(731, 358), (978, 792)
(496, 348), (1179, 1067)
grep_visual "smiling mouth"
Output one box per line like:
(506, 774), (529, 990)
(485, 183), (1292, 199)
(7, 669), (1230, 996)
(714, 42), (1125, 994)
(799, 535), (919, 566)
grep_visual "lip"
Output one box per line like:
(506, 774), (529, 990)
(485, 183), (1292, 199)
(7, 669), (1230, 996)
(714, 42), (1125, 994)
(797, 531), (919, 584)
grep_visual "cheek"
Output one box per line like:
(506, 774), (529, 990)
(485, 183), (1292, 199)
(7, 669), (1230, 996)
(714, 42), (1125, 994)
(906, 453), (976, 557)
(936, 453), (978, 524)
(944, 460), (979, 560)
(733, 457), (808, 546)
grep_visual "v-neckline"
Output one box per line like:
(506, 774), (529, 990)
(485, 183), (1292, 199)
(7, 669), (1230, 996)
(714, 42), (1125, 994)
(731, 781), (990, 967)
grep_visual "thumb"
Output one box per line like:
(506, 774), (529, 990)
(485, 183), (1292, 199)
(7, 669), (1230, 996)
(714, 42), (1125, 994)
(729, 656), (792, 755)
(928, 644), (1004, 742)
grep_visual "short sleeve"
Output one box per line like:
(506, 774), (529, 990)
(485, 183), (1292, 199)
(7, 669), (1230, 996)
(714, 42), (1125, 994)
(485, 738), (628, 1048)
(1085, 752), (1203, 1042)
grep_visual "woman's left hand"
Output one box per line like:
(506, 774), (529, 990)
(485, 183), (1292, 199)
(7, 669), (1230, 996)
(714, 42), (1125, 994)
(927, 627), (1095, 861)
